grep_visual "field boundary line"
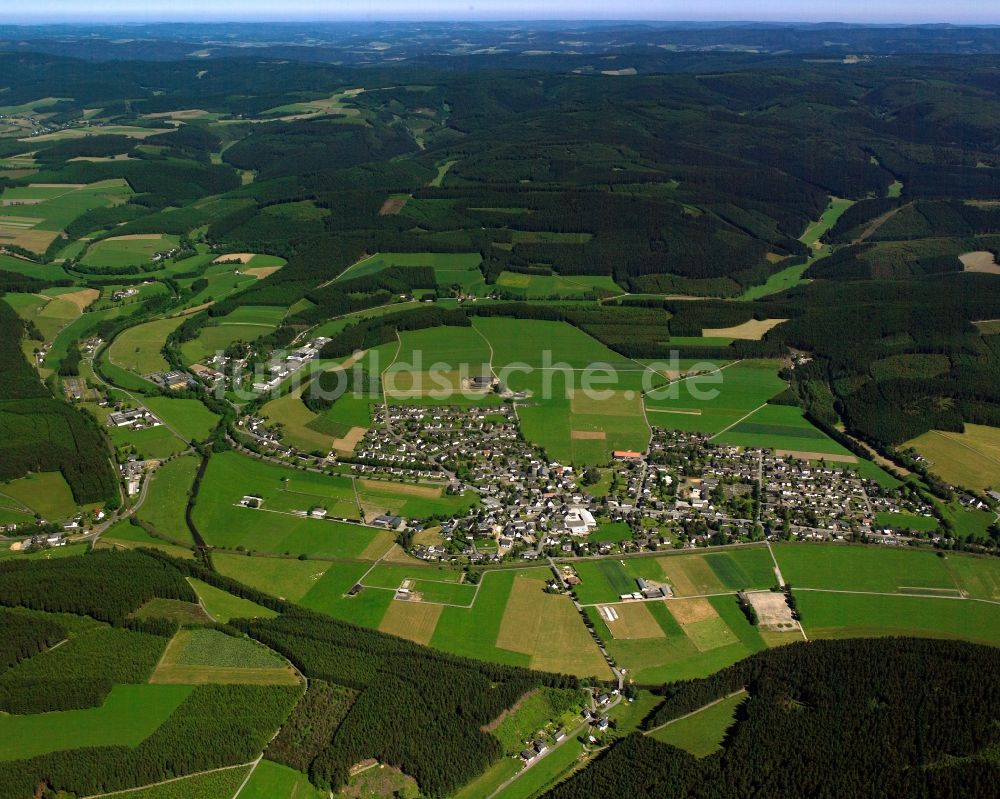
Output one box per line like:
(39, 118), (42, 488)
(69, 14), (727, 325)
(644, 689), (748, 736)
(81, 760), (256, 798)
(709, 402), (769, 441)
(231, 754), (263, 799)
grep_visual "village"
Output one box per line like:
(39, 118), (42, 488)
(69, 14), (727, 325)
(232, 401), (946, 564)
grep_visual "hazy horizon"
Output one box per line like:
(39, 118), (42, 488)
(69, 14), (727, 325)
(2, 1), (999, 26)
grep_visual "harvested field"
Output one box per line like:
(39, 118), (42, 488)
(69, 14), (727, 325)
(667, 597), (719, 625)
(379, 600), (443, 645)
(108, 233), (163, 241)
(657, 556), (725, 597)
(358, 479), (443, 498)
(775, 449), (858, 463)
(332, 425), (367, 452)
(975, 320), (1000, 334)
(602, 601), (665, 640)
(702, 318), (787, 340)
(496, 576), (612, 679)
(960, 251), (1000, 274)
(213, 252), (256, 264)
(243, 265), (283, 278)
(56, 287), (99, 312)
(571, 430), (606, 440)
(379, 196), (409, 216)
(357, 531), (397, 561)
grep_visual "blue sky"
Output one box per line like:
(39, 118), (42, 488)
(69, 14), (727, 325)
(3, 1), (998, 25)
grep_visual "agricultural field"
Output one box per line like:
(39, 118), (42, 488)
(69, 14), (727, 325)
(80, 234), (181, 268)
(141, 397), (220, 442)
(137, 455), (199, 544)
(97, 764), (253, 799)
(648, 690), (747, 756)
(150, 628), (299, 685)
(338, 251), (483, 293)
(796, 591), (1000, 646)
(0, 684), (191, 761)
(589, 593), (769, 684)
(494, 271), (622, 298)
(107, 314), (187, 375)
(213, 553), (333, 602)
(472, 317), (658, 462)
(643, 360), (787, 435)
(180, 305), (286, 364)
(905, 424), (1000, 492)
(240, 760), (325, 799)
(714, 403), (858, 459)
(0, 470), (79, 521)
(0, 179), (132, 254)
(192, 452), (399, 558)
(571, 547), (777, 605)
(773, 543), (963, 594)
(187, 578), (279, 624)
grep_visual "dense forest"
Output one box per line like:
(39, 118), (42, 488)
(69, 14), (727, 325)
(545, 638), (1000, 799)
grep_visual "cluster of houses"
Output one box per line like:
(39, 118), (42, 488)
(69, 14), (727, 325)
(120, 458), (154, 496)
(251, 337), (330, 394)
(107, 406), (162, 430)
(111, 287), (139, 302)
(148, 370), (195, 391)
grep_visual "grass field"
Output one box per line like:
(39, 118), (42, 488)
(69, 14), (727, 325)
(338, 251), (483, 292)
(108, 315), (188, 375)
(239, 760), (325, 799)
(213, 553), (332, 602)
(649, 690), (746, 756)
(299, 561), (396, 628)
(493, 736), (587, 799)
(905, 424), (1000, 492)
(192, 452), (401, 558)
(0, 684), (191, 761)
(137, 458), (198, 544)
(874, 511), (939, 532)
(110, 422), (187, 461)
(472, 317), (656, 463)
(739, 197), (854, 301)
(141, 397), (220, 443)
(0, 470), (78, 520)
(97, 764), (253, 799)
(150, 628), (298, 685)
(81, 234), (181, 268)
(715, 403), (857, 457)
(643, 360), (786, 435)
(796, 590), (1000, 645)
(495, 271), (621, 298)
(773, 543), (960, 594)
(188, 578), (279, 624)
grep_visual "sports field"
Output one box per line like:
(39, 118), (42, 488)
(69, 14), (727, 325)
(905, 424), (1000, 492)
(0, 684), (191, 761)
(108, 315), (188, 375)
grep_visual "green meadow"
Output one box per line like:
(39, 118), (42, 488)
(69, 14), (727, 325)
(0, 684), (192, 761)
